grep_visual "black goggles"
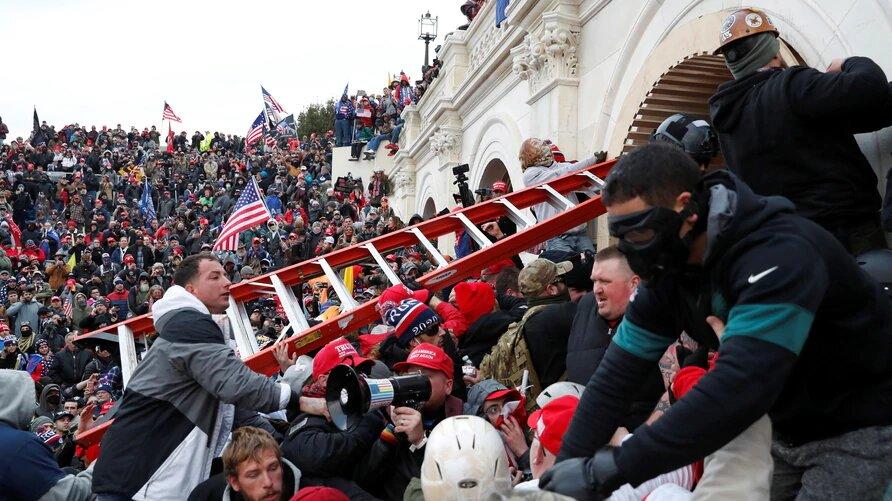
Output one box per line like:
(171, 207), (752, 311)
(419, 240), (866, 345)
(608, 206), (684, 248)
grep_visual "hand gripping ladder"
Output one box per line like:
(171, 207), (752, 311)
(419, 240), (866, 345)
(74, 158), (615, 448)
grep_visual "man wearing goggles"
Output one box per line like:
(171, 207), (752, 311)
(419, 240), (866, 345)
(542, 143), (892, 499)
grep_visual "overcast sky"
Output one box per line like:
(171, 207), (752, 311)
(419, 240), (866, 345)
(1, 0), (465, 138)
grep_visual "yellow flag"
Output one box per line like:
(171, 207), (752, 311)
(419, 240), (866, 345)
(342, 265), (354, 297)
(66, 253), (76, 270)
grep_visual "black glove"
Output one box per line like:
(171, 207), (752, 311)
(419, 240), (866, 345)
(539, 448), (625, 500)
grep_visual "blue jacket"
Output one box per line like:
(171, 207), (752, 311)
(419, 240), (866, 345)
(335, 99), (355, 121)
(0, 369), (93, 500)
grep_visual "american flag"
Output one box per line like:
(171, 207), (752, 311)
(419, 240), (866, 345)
(162, 102), (182, 122)
(63, 297), (73, 318)
(264, 133), (277, 149)
(261, 86), (286, 113)
(212, 174), (271, 251)
(245, 111), (265, 149)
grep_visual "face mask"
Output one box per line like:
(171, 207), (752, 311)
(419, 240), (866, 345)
(608, 205), (694, 284)
(140, 283), (149, 292)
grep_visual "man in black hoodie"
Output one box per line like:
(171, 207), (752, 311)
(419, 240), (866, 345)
(542, 144), (892, 500)
(708, 8), (892, 255)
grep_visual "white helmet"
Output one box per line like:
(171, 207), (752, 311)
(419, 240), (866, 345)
(421, 416), (512, 500)
(536, 381), (585, 408)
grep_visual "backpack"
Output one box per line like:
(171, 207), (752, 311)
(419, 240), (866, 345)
(478, 304), (548, 412)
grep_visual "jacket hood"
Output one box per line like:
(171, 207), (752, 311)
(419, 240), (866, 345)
(222, 458), (301, 501)
(0, 369), (38, 429)
(152, 285), (210, 331)
(708, 69), (776, 134)
(701, 170), (794, 266)
(463, 379), (510, 416)
(38, 383), (61, 413)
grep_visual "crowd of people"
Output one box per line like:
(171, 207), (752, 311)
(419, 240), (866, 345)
(2, 6), (892, 501)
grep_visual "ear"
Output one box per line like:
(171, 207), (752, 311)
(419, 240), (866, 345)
(226, 475), (241, 493)
(674, 191), (698, 226)
(629, 275), (641, 290)
(445, 378), (454, 395)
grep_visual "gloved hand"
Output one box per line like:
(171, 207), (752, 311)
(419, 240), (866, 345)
(539, 448), (624, 500)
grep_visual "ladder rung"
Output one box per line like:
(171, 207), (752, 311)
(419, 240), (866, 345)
(410, 227), (449, 268)
(537, 184), (575, 210)
(454, 212), (493, 249)
(578, 171), (606, 190)
(117, 324), (138, 388)
(318, 258), (359, 311)
(364, 243), (403, 285)
(227, 296), (259, 359)
(496, 198), (536, 229)
(271, 275), (310, 332)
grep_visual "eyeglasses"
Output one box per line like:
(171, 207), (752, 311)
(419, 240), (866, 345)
(483, 403), (503, 417)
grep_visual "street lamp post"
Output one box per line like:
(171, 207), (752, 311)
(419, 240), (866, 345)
(418, 11), (438, 71)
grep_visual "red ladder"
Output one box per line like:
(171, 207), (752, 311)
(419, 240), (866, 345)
(74, 158), (615, 448)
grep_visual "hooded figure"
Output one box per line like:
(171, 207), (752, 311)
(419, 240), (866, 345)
(0, 370), (93, 499)
(37, 383), (63, 418)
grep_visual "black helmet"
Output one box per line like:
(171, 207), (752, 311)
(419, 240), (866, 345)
(650, 114), (719, 167)
(856, 249), (892, 298)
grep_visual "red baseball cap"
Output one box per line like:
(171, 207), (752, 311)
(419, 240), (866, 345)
(291, 486), (349, 501)
(376, 284), (430, 313)
(393, 343), (454, 379)
(123, 254), (135, 263)
(491, 181), (508, 193)
(527, 395), (579, 455)
(312, 337), (373, 379)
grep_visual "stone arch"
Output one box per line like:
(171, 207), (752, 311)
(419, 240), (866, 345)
(467, 113), (525, 191)
(477, 158), (512, 192)
(591, 0), (888, 157)
(422, 197), (437, 219)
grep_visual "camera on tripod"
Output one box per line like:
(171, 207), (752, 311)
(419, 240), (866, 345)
(451, 164), (475, 208)
(326, 365), (432, 431)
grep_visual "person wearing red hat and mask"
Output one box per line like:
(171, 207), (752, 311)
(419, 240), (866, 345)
(356, 343), (462, 500)
(449, 281), (521, 367)
(464, 379), (530, 478)
(279, 337), (383, 499)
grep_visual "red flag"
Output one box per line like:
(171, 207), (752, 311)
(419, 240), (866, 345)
(4, 214), (21, 248)
(166, 124), (175, 153)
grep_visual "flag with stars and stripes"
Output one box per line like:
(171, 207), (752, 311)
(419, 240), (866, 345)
(162, 102), (182, 122)
(245, 111), (265, 149)
(63, 297), (73, 319)
(262, 86), (285, 125)
(213, 174), (271, 251)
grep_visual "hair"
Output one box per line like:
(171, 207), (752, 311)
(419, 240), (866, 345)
(602, 143), (700, 208)
(173, 253), (221, 286)
(494, 266), (521, 297)
(223, 426), (281, 477)
(594, 245), (635, 277)
(518, 138), (554, 170)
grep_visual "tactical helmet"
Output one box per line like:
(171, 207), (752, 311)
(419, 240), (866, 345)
(650, 114), (719, 167)
(856, 249), (892, 299)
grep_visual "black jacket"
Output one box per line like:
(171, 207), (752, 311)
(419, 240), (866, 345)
(566, 293), (663, 430)
(523, 299), (576, 389)
(709, 57), (892, 227)
(459, 311), (517, 366)
(559, 171), (892, 486)
(280, 412), (384, 499)
(47, 348), (92, 388)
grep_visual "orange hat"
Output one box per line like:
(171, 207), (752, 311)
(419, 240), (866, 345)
(715, 8), (779, 54)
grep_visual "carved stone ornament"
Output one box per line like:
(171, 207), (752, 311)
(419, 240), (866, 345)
(429, 127), (462, 163)
(393, 168), (416, 196)
(513, 22), (580, 93)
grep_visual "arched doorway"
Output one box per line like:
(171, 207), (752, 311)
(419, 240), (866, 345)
(422, 197), (437, 219)
(621, 45), (805, 167)
(478, 158), (512, 193)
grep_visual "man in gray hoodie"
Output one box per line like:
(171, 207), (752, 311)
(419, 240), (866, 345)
(92, 254), (318, 501)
